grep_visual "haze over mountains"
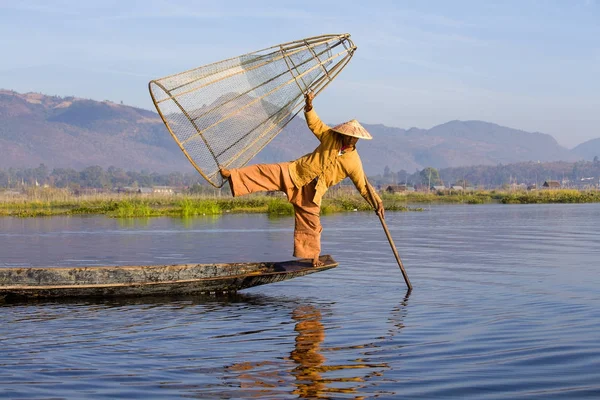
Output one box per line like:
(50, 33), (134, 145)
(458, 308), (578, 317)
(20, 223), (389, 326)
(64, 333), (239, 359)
(1, 89), (598, 176)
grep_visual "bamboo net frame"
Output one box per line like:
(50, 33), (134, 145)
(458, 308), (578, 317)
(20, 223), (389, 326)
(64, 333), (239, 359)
(149, 34), (356, 187)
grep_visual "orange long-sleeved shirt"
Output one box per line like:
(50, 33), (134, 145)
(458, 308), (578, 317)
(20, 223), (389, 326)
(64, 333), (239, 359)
(288, 109), (382, 208)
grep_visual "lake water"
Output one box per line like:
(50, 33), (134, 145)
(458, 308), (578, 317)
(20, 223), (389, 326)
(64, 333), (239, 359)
(1, 204), (600, 399)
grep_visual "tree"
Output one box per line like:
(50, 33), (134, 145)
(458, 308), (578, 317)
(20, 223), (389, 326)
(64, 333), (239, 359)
(107, 166), (130, 187)
(168, 172), (185, 187)
(383, 165), (391, 179)
(34, 163), (49, 185)
(396, 169), (408, 184)
(0, 170), (9, 187)
(420, 167), (441, 186)
(51, 168), (79, 188)
(80, 166), (109, 188)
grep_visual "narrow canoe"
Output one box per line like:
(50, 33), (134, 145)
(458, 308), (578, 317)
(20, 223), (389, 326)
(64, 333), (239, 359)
(0, 255), (337, 300)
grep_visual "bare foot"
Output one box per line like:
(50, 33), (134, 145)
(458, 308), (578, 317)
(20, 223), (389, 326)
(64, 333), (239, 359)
(220, 168), (231, 179)
(312, 256), (324, 267)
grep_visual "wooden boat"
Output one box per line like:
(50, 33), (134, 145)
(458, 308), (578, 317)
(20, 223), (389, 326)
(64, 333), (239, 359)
(0, 255), (337, 301)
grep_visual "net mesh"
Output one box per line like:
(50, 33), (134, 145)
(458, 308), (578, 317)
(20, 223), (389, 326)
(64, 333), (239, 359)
(149, 34), (356, 187)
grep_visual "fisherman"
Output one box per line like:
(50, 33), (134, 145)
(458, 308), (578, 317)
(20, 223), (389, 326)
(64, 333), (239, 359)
(220, 91), (384, 267)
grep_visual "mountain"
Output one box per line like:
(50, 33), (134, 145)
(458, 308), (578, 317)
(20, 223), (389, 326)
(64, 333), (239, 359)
(572, 138), (600, 161)
(0, 89), (192, 172)
(0, 89), (587, 175)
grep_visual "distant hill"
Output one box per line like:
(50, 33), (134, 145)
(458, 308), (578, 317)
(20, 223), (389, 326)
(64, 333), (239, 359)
(0, 89), (589, 175)
(572, 138), (600, 161)
(0, 89), (192, 172)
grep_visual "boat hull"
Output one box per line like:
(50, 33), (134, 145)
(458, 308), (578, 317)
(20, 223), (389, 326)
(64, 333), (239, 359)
(0, 255), (337, 300)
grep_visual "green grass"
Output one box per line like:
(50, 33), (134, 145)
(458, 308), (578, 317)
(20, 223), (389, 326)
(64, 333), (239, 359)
(109, 199), (155, 218)
(380, 191), (494, 204)
(3, 187), (598, 218)
(179, 198), (222, 217)
(501, 189), (600, 204)
(266, 198), (294, 216)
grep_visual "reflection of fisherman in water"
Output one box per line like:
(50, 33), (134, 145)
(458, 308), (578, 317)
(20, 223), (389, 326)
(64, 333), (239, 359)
(290, 305), (326, 397)
(225, 304), (327, 398)
(225, 294), (410, 398)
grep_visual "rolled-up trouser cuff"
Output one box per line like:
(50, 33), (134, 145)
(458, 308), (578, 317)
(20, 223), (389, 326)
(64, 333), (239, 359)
(293, 229), (321, 259)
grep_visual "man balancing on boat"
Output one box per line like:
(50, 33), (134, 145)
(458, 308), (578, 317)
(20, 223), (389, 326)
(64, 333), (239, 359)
(220, 92), (384, 268)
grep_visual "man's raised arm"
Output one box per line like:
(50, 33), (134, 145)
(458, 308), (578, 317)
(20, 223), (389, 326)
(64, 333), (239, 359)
(303, 91), (330, 140)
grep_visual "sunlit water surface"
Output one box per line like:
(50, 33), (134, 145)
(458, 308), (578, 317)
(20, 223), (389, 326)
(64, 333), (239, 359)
(1, 204), (600, 399)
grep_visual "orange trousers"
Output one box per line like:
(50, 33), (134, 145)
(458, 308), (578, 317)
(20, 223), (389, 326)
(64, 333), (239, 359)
(228, 162), (322, 259)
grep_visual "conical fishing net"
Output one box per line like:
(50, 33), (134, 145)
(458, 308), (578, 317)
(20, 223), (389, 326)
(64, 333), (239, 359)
(149, 34), (356, 187)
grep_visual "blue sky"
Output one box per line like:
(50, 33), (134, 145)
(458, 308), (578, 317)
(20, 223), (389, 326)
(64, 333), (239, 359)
(0, 0), (598, 148)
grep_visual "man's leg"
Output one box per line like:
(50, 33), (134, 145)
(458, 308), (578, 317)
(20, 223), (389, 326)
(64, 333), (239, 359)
(290, 181), (323, 267)
(221, 163), (292, 198)
(293, 208), (323, 267)
(222, 163), (323, 265)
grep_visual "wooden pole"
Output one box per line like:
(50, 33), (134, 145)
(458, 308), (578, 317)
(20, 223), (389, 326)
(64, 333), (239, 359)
(367, 181), (412, 291)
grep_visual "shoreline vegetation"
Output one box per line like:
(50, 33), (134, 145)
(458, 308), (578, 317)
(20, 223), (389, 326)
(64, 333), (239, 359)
(0, 188), (420, 218)
(1, 188), (600, 218)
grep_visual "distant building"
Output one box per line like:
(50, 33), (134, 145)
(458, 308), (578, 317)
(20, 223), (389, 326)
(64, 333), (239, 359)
(542, 180), (560, 189)
(151, 186), (174, 194)
(117, 186), (140, 194)
(577, 177), (599, 190)
(386, 184), (408, 194)
(74, 188), (100, 196)
(118, 186), (176, 195)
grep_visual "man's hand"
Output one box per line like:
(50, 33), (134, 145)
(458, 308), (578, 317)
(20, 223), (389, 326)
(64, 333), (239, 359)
(304, 91), (314, 112)
(376, 201), (385, 219)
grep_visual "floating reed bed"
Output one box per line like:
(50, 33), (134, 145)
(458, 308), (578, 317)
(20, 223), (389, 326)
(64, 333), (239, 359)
(382, 189), (600, 205)
(0, 187), (418, 218)
(3, 187), (597, 218)
(500, 189), (600, 204)
(381, 191), (496, 204)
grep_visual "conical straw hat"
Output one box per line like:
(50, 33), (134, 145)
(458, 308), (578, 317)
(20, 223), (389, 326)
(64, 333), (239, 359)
(331, 119), (373, 140)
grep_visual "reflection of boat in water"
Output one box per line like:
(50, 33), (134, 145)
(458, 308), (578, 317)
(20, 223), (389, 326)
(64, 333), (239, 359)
(0, 255), (338, 301)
